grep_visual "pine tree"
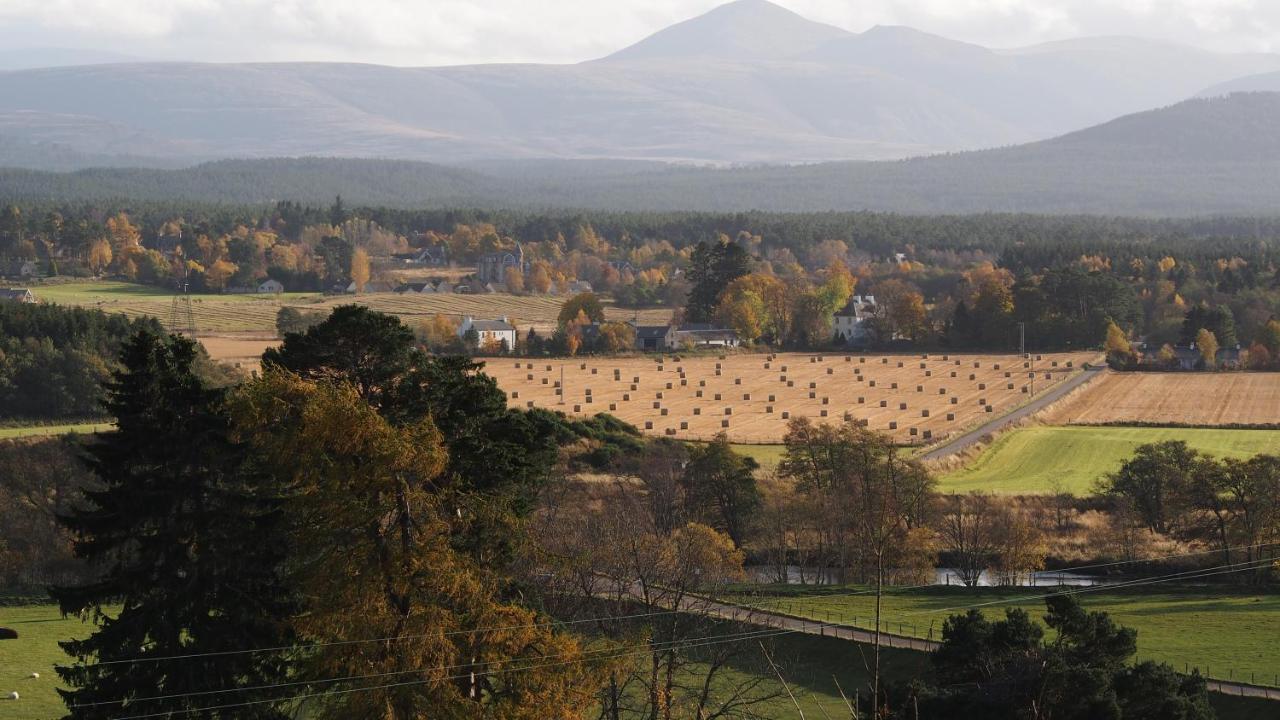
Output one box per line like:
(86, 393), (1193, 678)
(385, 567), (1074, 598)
(52, 330), (293, 720)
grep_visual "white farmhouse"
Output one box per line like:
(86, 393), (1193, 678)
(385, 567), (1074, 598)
(458, 316), (517, 350)
(833, 295), (876, 344)
(257, 278), (285, 294)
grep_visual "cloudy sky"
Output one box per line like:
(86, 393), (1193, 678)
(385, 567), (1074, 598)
(1, 0), (1277, 66)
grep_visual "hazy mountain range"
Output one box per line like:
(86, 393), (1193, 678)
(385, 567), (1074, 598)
(1, 0), (1279, 168)
(2, 92), (1276, 216)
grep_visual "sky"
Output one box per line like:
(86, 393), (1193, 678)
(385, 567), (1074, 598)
(0, 0), (1278, 66)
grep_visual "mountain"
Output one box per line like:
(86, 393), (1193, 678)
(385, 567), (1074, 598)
(0, 47), (143, 71)
(3, 93), (1277, 216)
(0, 1), (1278, 168)
(1199, 71), (1280, 96)
(600, 0), (850, 62)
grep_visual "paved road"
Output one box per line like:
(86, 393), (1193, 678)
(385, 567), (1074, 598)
(919, 365), (1106, 462)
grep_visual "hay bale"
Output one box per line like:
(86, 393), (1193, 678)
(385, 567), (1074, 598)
(694, 407), (702, 415)
(889, 421), (898, 430)
(897, 361), (904, 368)
(541, 378), (548, 385)
(808, 391), (816, 399)
(579, 363), (587, 370)
(951, 397), (959, 405)
(1022, 386), (1030, 393)
(985, 404), (994, 413)
(660, 408), (669, 416)
(921, 409), (930, 417)
(766, 405), (774, 413)
(879, 400), (888, 408)
(979, 397), (986, 405)
(573, 404), (581, 412)
(919, 362), (927, 369)
(623, 393), (631, 401)
(909, 427), (918, 436)
(721, 419), (731, 428)
(695, 390), (704, 398)
(820, 409), (828, 417)
(923, 430), (932, 440)
(743, 393), (751, 400)
(845, 355), (852, 361)
(656, 391), (663, 399)
(946, 413), (955, 421)
(869, 380), (877, 387)
(653, 401), (661, 409)
(821, 397), (829, 405)
(891, 382), (898, 389)
(925, 370), (932, 377)
(680, 379), (688, 386)
(714, 393), (722, 401)
(787, 381), (795, 387)
(665, 428), (677, 436)
(735, 377), (742, 385)
(591, 368), (598, 375)
(768, 394), (776, 402)
(858, 396), (865, 404)
(715, 369), (722, 376)
(700, 380), (707, 387)
(939, 388), (947, 395)
(725, 407), (733, 415)
(899, 402), (908, 410)
(916, 385), (923, 392)
(994, 363), (1001, 370)
(680, 421), (688, 430)
(969, 374), (976, 381)
(781, 411), (791, 419)
(861, 357), (867, 364)
(645, 421), (653, 429)
(827, 367), (834, 375)
(1007, 383), (1014, 389)
(526, 373), (533, 380)
(978, 383), (986, 390)
(511, 391), (520, 399)
(666, 382), (673, 389)
(609, 403), (617, 411)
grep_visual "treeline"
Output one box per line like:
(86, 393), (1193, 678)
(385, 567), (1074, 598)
(0, 302), (160, 420)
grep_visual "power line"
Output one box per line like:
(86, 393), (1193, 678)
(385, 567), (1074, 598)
(80, 541), (1278, 668)
(76, 555), (1275, 713)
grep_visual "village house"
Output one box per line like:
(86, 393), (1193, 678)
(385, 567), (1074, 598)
(3, 260), (37, 279)
(833, 295), (877, 344)
(1, 288), (36, 303)
(476, 243), (526, 284)
(458, 316), (517, 350)
(257, 278), (285, 294)
(1169, 343), (1243, 370)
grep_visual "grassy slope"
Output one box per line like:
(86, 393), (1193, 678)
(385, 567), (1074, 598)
(939, 426), (1280, 494)
(0, 605), (89, 719)
(732, 585), (1280, 686)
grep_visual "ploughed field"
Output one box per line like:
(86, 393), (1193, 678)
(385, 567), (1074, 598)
(485, 351), (1092, 444)
(1045, 371), (1280, 426)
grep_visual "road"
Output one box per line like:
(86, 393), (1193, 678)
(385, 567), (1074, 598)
(698, 594), (1280, 702)
(919, 365), (1106, 462)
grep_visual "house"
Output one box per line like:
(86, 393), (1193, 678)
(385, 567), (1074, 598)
(833, 295), (877, 344)
(568, 280), (594, 294)
(458, 316), (516, 350)
(395, 282), (430, 294)
(634, 324), (677, 351)
(1170, 343), (1243, 370)
(4, 260), (37, 279)
(258, 278), (285, 294)
(393, 245), (448, 267)
(675, 323), (740, 348)
(477, 243), (526, 284)
(1, 288), (36, 303)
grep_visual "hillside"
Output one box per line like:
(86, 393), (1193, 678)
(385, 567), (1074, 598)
(1, 93), (1276, 216)
(0, 1), (1278, 168)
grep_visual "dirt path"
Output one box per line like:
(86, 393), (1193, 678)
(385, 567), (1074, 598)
(918, 365), (1105, 462)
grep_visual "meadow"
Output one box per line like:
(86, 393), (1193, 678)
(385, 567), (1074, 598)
(485, 351), (1092, 444)
(0, 423), (110, 440)
(1046, 371), (1280, 427)
(938, 426), (1280, 494)
(730, 585), (1280, 688)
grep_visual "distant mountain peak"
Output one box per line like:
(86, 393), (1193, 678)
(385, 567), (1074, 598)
(596, 0), (851, 63)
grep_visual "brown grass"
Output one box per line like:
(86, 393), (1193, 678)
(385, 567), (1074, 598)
(1044, 371), (1280, 426)
(485, 351), (1094, 444)
(198, 333), (279, 368)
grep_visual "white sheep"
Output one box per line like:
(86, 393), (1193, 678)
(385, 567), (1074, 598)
(29, 672), (39, 679)
(6, 691), (17, 700)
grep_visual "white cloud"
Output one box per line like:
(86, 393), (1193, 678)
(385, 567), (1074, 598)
(0, 0), (1278, 65)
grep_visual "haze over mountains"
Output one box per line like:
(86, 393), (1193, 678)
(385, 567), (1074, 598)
(2, 92), (1276, 216)
(1, 0), (1279, 169)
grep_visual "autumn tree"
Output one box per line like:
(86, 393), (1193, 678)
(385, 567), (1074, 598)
(557, 292), (605, 327)
(86, 239), (112, 276)
(230, 370), (597, 719)
(349, 246), (370, 292)
(686, 237), (752, 322)
(504, 265), (526, 294)
(1196, 328), (1219, 369)
(1104, 320), (1134, 367)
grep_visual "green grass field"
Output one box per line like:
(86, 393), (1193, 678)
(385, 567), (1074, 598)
(1, 602), (1270, 719)
(731, 585), (1280, 687)
(0, 423), (111, 440)
(0, 605), (91, 719)
(939, 426), (1280, 494)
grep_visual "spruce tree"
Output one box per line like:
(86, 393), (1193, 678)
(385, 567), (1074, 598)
(52, 330), (293, 720)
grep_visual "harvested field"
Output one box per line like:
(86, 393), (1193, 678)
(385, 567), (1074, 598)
(1045, 371), (1280, 426)
(198, 333), (280, 368)
(43, 281), (669, 335)
(485, 351), (1093, 444)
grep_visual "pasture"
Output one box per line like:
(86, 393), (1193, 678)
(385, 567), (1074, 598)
(484, 351), (1093, 444)
(733, 586), (1280, 687)
(37, 280), (671, 335)
(0, 423), (110, 439)
(0, 604), (91, 719)
(938, 426), (1280, 494)
(1046, 371), (1280, 427)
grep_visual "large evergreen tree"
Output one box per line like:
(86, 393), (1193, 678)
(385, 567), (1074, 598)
(52, 330), (293, 720)
(685, 237), (752, 322)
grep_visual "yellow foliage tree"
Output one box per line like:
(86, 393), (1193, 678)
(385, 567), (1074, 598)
(228, 372), (601, 720)
(350, 247), (370, 292)
(1197, 328), (1219, 369)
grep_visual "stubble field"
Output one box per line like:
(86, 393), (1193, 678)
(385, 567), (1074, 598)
(485, 351), (1093, 444)
(1044, 372), (1280, 426)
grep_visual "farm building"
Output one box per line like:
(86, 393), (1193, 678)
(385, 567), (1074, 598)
(459, 316), (517, 349)
(1169, 344), (1243, 370)
(257, 278), (285, 294)
(676, 323), (740, 348)
(1, 288), (36, 303)
(634, 324), (677, 351)
(834, 295), (876, 344)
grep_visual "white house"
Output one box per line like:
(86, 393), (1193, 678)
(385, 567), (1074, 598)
(257, 278), (285, 294)
(1, 288), (36, 303)
(458, 316), (517, 350)
(834, 295), (876, 344)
